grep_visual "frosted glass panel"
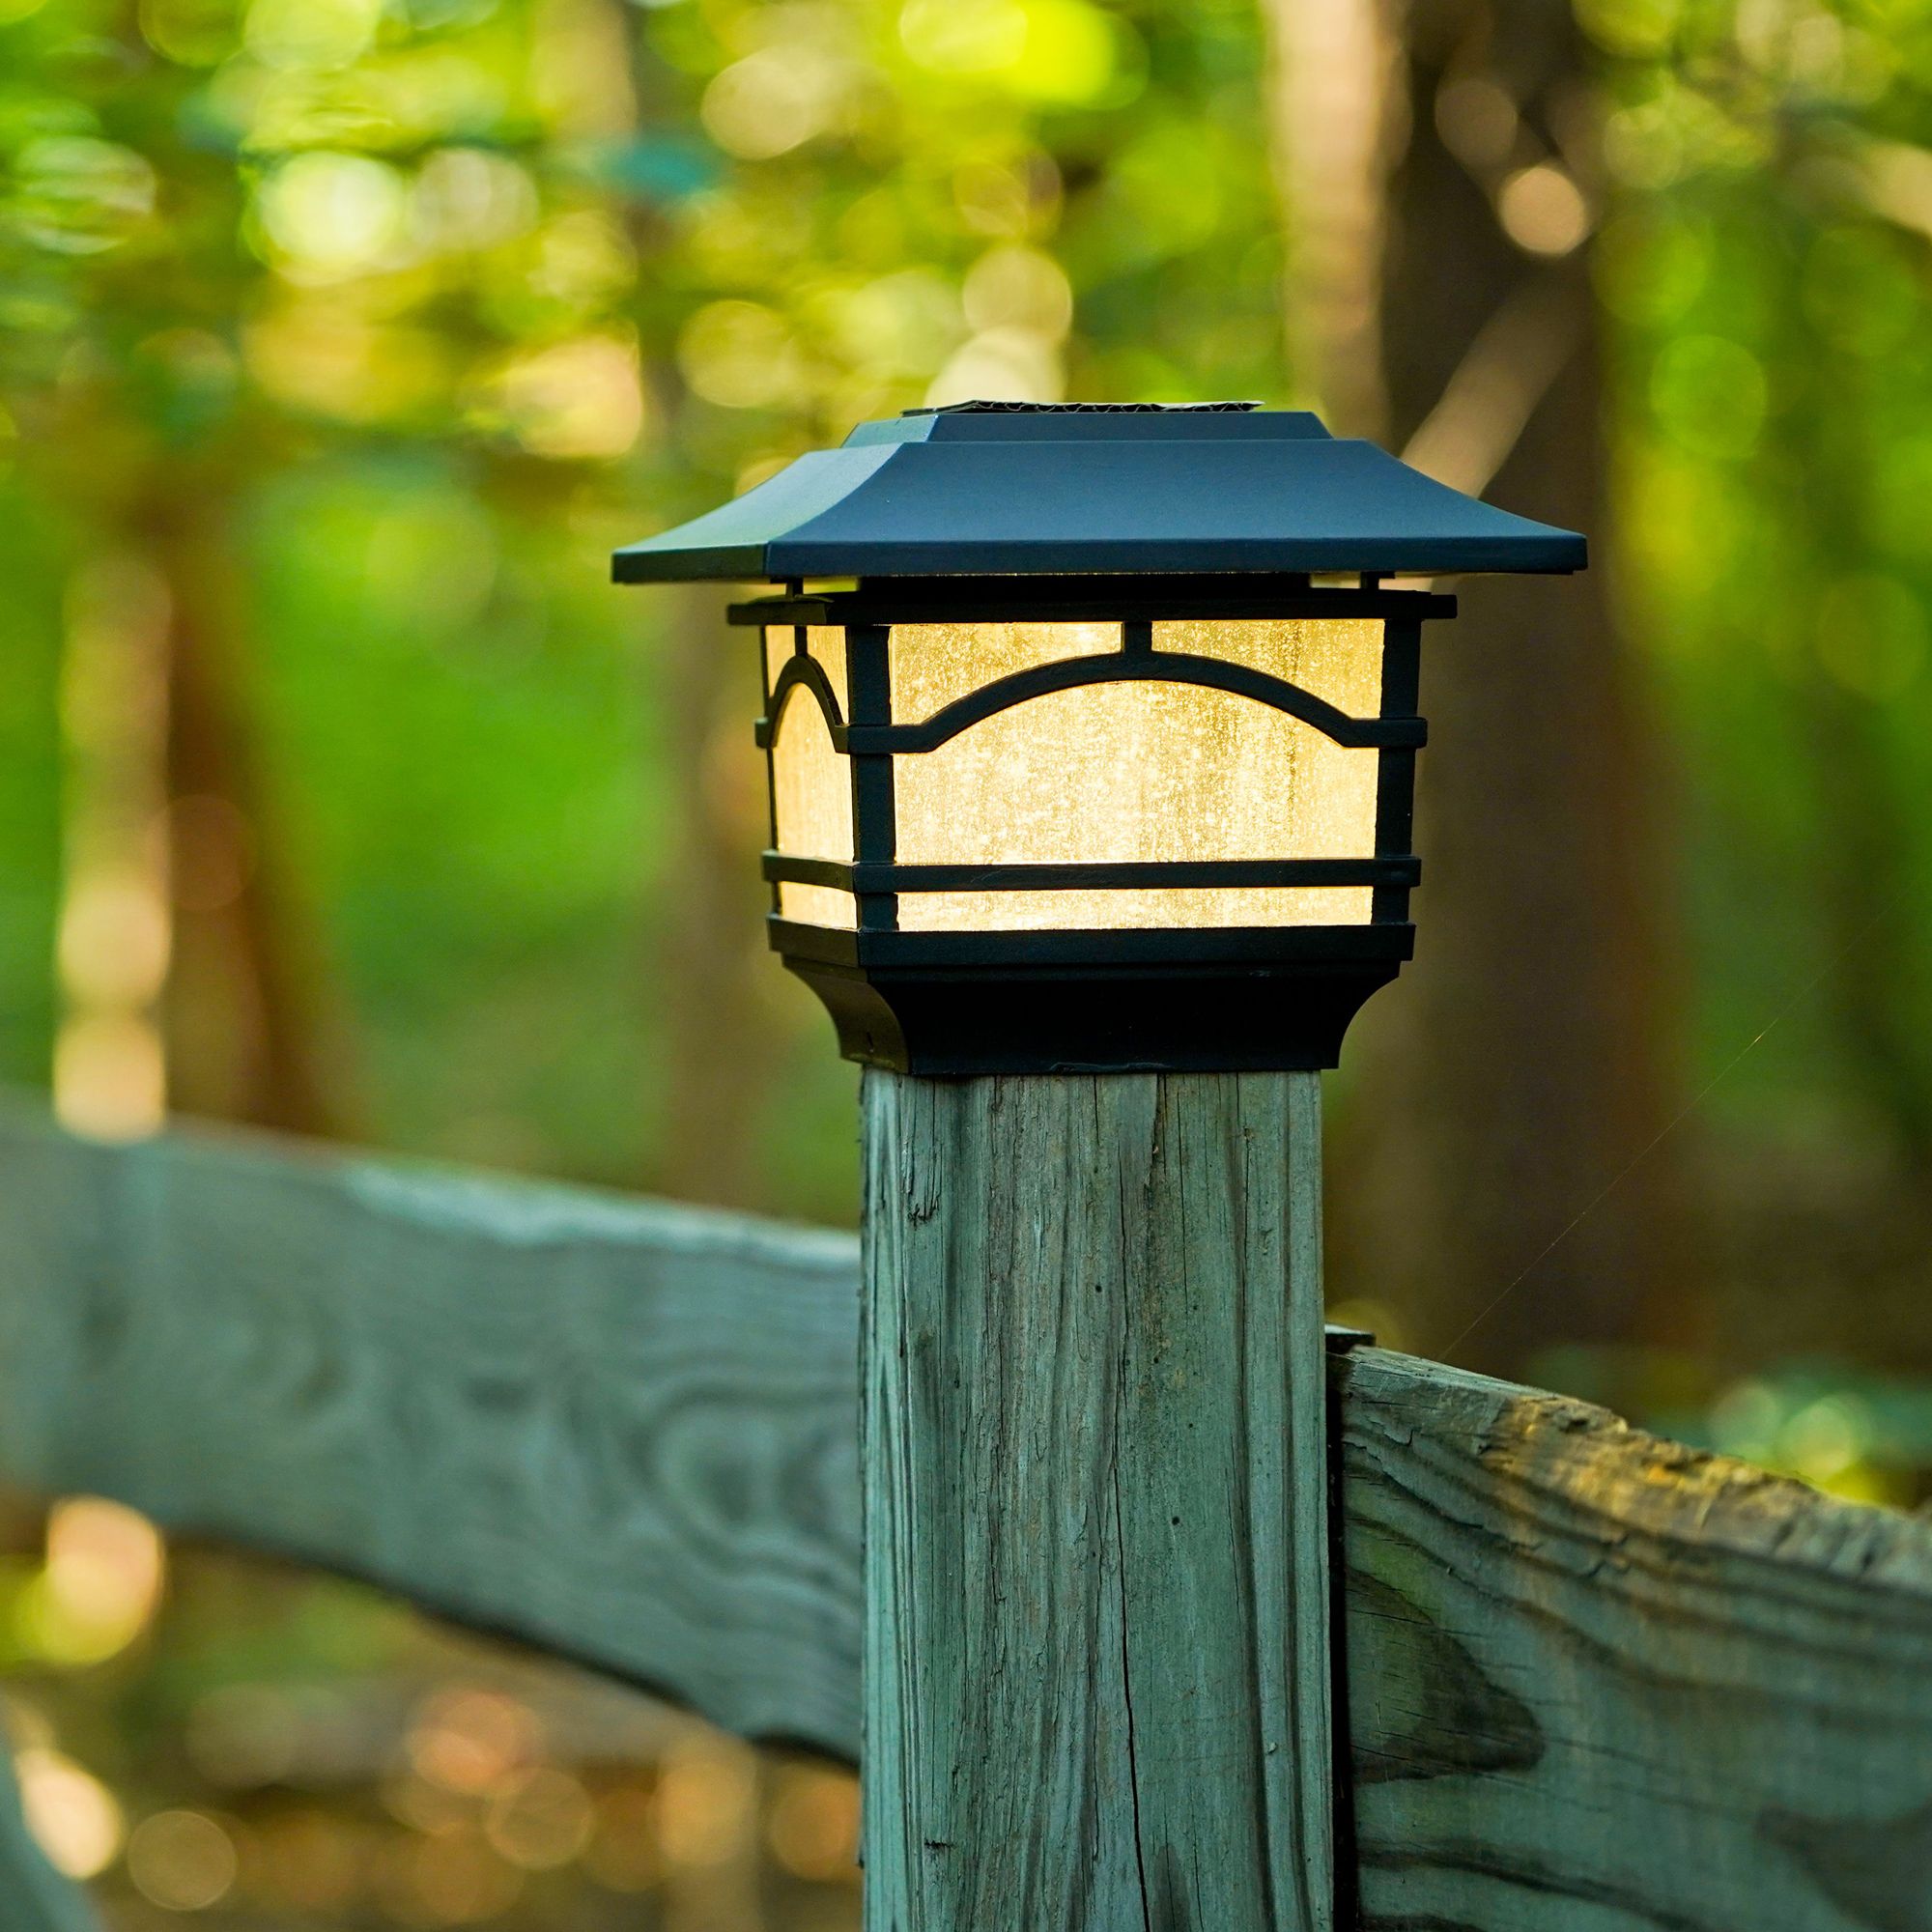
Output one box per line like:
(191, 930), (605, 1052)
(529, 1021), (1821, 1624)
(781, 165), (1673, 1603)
(1155, 617), (1383, 715)
(765, 625), (849, 715)
(763, 624), (794, 697)
(770, 691), (855, 930)
(899, 886), (1365, 931)
(889, 621), (1119, 723)
(892, 626), (1383, 930)
(807, 625), (847, 710)
(778, 882), (857, 927)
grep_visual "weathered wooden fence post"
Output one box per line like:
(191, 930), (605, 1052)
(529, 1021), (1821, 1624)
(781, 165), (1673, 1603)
(861, 1070), (1331, 1929)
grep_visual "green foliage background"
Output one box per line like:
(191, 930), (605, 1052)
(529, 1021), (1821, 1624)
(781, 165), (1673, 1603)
(7, 0), (1932, 1922)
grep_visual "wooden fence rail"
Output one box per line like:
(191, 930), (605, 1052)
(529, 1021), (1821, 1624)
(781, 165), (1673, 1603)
(3, 1104), (1932, 1927)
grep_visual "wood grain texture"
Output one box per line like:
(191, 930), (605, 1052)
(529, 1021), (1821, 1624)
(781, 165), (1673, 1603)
(6, 1103), (1932, 1928)
(860, 1070), (1334, 1932)
(0, 1106), (862, 1757)
(1338, 1345), (1932, 1931)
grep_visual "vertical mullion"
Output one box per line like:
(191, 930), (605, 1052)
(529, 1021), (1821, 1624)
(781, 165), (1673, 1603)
(847, 621), (897, 932)
(755, 617), (790, 921)
(1371, 615), (1422, 924)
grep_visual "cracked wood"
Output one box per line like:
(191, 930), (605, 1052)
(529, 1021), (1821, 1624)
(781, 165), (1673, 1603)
(859, 1070), (1335, 1932)
(1339, 1347), (1932, 1931)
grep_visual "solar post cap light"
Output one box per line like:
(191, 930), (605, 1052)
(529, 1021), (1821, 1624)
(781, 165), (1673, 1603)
(613, 401), (1585, 1076)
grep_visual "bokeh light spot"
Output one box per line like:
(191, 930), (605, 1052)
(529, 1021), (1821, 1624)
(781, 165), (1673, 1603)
(258, 153), (411, 283)
(127, 1808), (238, 1910)
(17, 1747), (124, 1880)
(701, 48), (851, 159)
(484, 336), (645, 459)
(26, 1498), (165, 1665)
(14, 138), (157, 256)
(1650, 334), (1767, 460)
(678, 300), (806, 410)
(484, 1765), (594, 1869)
(244, 0), (384, 71)
(1497, 164), (1592, 258)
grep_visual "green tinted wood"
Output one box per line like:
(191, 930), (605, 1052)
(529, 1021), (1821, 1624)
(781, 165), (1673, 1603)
(0, 1106), (861, 1757)
(860, 1069), (1334, 1931)
(4, 1102), (1932, 1929)
(1337, 1345), (1932, 1930)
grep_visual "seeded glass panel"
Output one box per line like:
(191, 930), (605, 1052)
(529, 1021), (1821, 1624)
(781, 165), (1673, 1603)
(889, 622), (1120, 723)
(770, 694), (856, 930)
(892, 617), (1385, 931)
(902, 884), (1366, 930)
(765, 625), (849, 717)
(763, 625), (794, 697)
(1155, 617), (1383, 715)
(806, 625), (848, 710)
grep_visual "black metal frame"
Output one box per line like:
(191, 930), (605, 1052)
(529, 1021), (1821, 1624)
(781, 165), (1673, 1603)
(741, 577), (1451, 1074)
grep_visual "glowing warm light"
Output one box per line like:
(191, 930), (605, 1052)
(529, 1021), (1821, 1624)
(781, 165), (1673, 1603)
(26, 1497), (166, 1665)
(769, 690), (856, 931)
(17, 1747), (125, 1879)
(127, 1809), (239, 1912)
(766, 616), (1386, 932)
(895, 681), (1374, 930)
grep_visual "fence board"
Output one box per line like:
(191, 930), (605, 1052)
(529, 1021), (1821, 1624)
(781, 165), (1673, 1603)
(1338, 1346), (1932, 1931)
(0, 1108), (863, 1757)
(3, 1106), (1932, 1925)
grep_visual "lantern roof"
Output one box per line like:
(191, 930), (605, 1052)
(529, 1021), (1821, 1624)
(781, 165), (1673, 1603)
(611, 401), (1586, 583)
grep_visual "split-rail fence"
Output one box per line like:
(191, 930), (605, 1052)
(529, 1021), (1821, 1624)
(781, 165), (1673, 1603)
(0, 1097), (1928, 1930)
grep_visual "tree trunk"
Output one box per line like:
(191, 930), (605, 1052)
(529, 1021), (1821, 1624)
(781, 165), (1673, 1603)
(1261, 0), (1402, 437)
(604, 0), (786, 1208)
(651, 577), (785, 1208)
(1328, 0), (1691, 1375)
(147, 489), (355, 1138)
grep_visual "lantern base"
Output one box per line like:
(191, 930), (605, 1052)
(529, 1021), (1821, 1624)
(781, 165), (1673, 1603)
(771, 920), (1413, 1076)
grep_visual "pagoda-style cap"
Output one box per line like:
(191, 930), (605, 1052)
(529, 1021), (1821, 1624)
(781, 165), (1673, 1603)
(611, 401), (1587, 583)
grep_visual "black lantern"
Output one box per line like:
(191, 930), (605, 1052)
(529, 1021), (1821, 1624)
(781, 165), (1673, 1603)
(614, 402), (1583, 1075)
